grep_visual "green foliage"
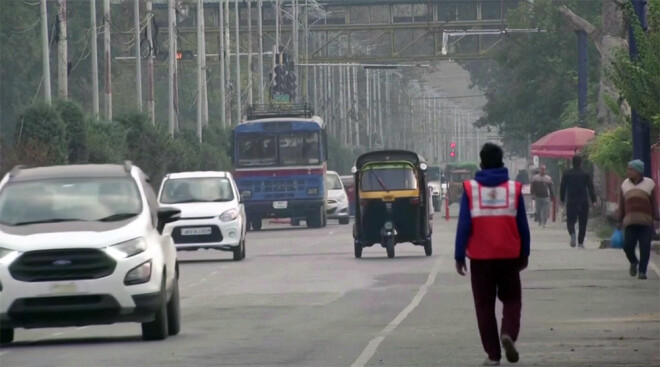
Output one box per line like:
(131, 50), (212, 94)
(607, 0), (660, 135)
(54, 100), (89, 163)
(327, 136), (360, 175)
(15, 103), (68, 164)
(87, 121), (128, 164)
(587, 125), (633, 176)
(461, 0), (602, 155)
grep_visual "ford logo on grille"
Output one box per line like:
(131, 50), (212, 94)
(52, 259), (72, 266)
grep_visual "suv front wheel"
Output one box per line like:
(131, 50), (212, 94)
(142, 278), (170, 341)
(0, 327), (14, 344)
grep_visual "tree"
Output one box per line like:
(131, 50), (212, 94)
(54, 100), (89, 163)
(14, 103), (68, 165)
(461, 0), (602, 155)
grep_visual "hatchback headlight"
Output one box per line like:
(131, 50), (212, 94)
(124, 260), (152, 285)
(0, 247), (18, 261)
(220, 208), (239, 222)
(107, 238), (147, 259)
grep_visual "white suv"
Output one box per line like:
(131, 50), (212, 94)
(0, 162), (181, 344)
(158, 172), (246, 261)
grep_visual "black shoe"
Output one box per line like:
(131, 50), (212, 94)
(501, 335), (519, 363)
(629, 263), (638, 277)
(638, 273), (647, 280)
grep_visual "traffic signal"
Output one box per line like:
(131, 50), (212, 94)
(450, 142), (456, 159)
(284, 60), (297, 99)
(176, 50), (194, 60)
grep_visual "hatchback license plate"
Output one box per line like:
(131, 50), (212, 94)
(182, 227), (212, 236)
(50, 283), (77, 295)
(273, 201), (288, 209)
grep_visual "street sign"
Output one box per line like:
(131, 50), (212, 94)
(533, 155), (539, 168)
(273, 93), (290, 103)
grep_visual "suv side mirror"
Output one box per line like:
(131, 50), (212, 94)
(157, 207), (181, 234)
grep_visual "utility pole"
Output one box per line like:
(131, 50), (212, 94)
(134, 0), (143, 111)
(168, 0), (176, 134)
(366, 69), (371, 149)
(577, 30), (587, 127)
(146, 0), (155, 124)
(57, 0), (68, 99)
(247, 0), (253, 105)
(41, 0), (51, 104)
(103, 0), (112, 120)
(629, 0), (651, 177)
(292, 0), (298, 101)
(376, 71), (383, 147)
(225, 0), (231, 122)
(218, 0), (226, 127)
(353, 66), (359, 147)
(199, 0), (208, 126)
(235, 0), (241, 123)
(90, 0), (99, 115)
(303, 0), (309, 103)
(275, 0), (280, 53)
(257, 0), (264, 104)
(197, 0), (204, 141)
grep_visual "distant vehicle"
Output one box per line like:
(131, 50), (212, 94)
(233, 104), (328, 230)
(158, 171), (246, 261)
(340, 175), (355, 216)
(326, 171), (350, 225)
(427, 165), (443, 212)
(445, 162), (479, 205)
(0, 162), (181, 343)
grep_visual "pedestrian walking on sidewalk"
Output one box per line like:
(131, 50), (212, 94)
(530, 165), (554, 228)
(455, 143), (531, 366)
(617, 160), (659, 280)
(559, 155), (596, 248)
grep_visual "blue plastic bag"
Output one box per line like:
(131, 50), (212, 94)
(611, 229), (624, 249)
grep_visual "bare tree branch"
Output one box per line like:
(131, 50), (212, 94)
(558, 5), (605, 57)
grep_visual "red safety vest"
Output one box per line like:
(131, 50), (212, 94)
(464, 179), (522, 260)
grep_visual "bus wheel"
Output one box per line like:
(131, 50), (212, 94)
(306, 209), (323, 228)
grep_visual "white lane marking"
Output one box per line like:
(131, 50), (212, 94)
(51, 332), (64, 337)
(350, 256), (444, 367)
(211, 271), (218, 275)
(200, 278), (208, 283)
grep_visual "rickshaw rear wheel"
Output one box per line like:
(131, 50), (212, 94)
(354, 241), (362, 258)
(384, 238), (395, 258)
(424, 239), (432, 256)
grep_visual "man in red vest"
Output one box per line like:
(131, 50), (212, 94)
(455, 143), (531, 366)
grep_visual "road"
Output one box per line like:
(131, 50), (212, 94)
(1, 213), (659, 367)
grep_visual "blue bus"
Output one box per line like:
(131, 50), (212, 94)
(233, 105), (328, 230)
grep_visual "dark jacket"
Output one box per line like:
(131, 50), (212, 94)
(559, 168), (596, 205)
(454, 167), (531, 263)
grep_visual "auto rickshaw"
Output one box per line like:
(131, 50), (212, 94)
(352, 150), (433, 259)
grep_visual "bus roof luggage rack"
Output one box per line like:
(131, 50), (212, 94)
(246, 104), (314, 120)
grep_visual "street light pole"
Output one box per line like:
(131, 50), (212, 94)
(134, 0), (142, 111)
(219, 0), (226, 127)
(90, 0), (99, 115)
(628, 0), (651, 177)
(258, 0), (264, 104)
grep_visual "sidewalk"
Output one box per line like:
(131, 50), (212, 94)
(365, 218), (660, 367)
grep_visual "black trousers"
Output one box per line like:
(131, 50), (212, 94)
(470, 259), (522, 361)
(624, 225), (653, 274)
(566, 201), (589, 244)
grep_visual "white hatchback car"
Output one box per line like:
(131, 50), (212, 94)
(326, 171), (350, 225)
(0, 162), (181, 344)
(158, 172), (246, 261)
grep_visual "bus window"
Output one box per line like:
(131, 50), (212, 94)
(279, 132), (320, 165)
(236, 134), (277, 167)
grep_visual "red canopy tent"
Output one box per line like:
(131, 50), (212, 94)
(530, 127), (595, 158)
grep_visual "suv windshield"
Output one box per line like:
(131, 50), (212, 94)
(160, 177), (235, 204)
(0, 178), (142, 226)
(326, 174), (343, 190)
(360, 166), (418, 192)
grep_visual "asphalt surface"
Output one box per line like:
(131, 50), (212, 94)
(1, 210), (659, 367)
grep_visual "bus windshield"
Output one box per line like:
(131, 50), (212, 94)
(236, 131), (320, 167)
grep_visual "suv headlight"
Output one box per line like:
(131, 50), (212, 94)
(220, 208), (239, 222)
(107, 238), (147, 259)
(124, 260), (152, 285)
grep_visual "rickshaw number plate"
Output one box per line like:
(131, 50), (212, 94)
(273, 201), (288, 209)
